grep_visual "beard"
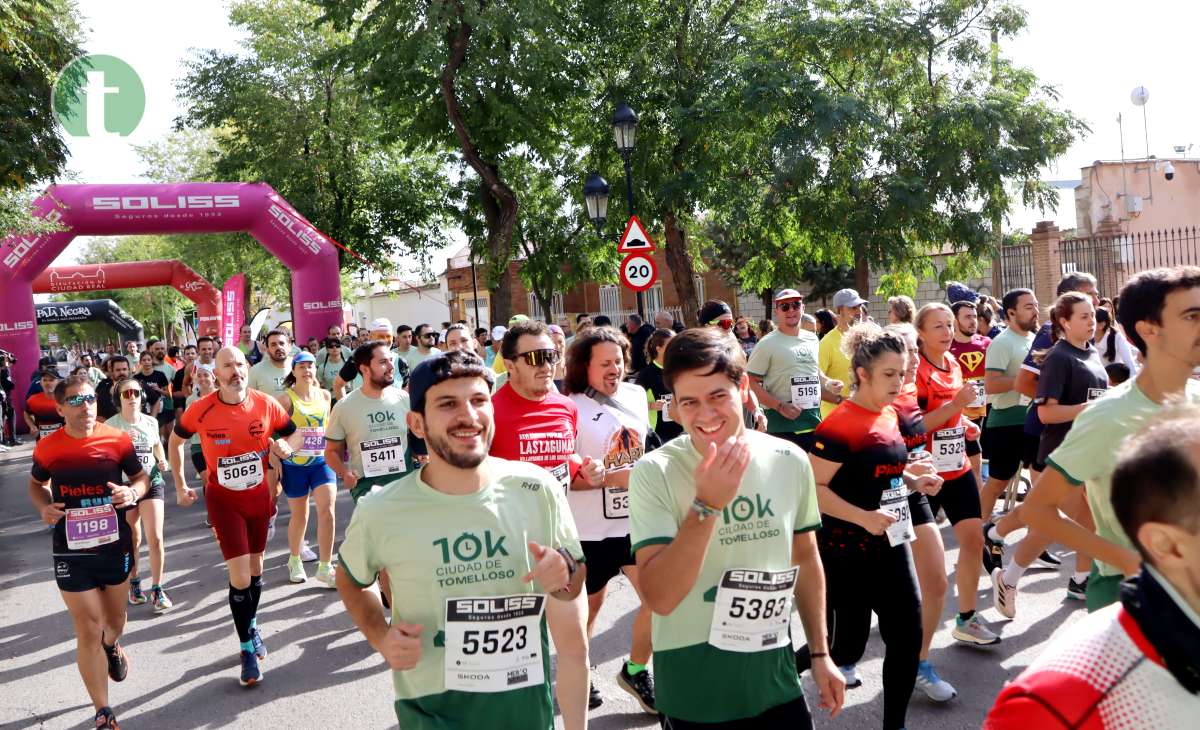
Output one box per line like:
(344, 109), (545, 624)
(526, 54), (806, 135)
(370, 373), (394, 389)
(425, 423), (494, 469)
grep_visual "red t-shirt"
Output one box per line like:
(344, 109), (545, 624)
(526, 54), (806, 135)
(26, 392), (64, 440)
(31, 423), (141, 556)
(916, 352), (970, 479)
(489, 383), (580, 488)
(175, 389), (294, 492)
(950, 334), (991, 420)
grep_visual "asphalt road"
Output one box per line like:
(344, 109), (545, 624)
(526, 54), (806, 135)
(0, 441), (1086, 729)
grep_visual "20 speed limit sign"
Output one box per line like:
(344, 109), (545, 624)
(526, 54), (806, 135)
(619, 252), (658, 292)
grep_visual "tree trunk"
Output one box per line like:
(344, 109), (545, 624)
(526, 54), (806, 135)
(441, 7), (518, 324)
(854, 252), (870, 298)
(761, 288), (773, 315)
(664, 211), (699, 326)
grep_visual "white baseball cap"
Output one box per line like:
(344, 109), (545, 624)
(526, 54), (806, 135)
(491, 325), (507, 341)
(367, 318), (394, 334)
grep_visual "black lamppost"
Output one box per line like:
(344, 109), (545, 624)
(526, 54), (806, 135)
(583, 103), (644, 319)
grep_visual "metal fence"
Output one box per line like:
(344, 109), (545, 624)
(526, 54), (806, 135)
(1058, 227), (1200, 298)
(998, 243), (1034, 295)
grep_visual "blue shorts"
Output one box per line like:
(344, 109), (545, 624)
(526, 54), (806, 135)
(280, 460), (336, 499)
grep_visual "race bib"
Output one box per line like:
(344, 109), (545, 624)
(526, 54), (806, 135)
(38, 423), (61, 440)
(296, 427), (326, 459)
(790, 376), (821, 411)
(548, 462), (570, 489)
(216, 452), (264, 490)
(660, 394), (674, 423)
(444, 594), (546, 693)
(602, 485), (629, 519)
(708, 567), (798, 653)
(65, 504), (119, 550)
(135, 446), (154, 471)
(931, 427), (966, 473)
(968, 379), (987, 408)
(880, 483), (915, 547)
(361, 436), (406, 478)
(1087, 387), (1106, 402)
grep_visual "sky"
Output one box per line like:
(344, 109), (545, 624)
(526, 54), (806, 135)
(55, 0), (1200, 268)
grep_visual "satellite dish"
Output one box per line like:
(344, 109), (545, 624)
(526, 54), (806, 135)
(1131, 86), (1150, 106)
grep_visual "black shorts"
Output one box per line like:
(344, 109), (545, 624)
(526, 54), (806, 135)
(966, 437), (981, 458)
(661, 695), (812, 729)
(1022, 432), (1046, 473)
(983, 424), (1025, 482)
(907, 491), (935, 527)
(926, 471), (981, 526)
(156, 410), (174, 426)
(773, 431), (816, 452)
(136, 478), (165, 501)
(54, 552), (133, 593)
(190, 449), (208, 475)
(582, 536), (635, 595)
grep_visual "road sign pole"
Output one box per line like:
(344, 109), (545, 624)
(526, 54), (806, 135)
(621, 151), (644, 321)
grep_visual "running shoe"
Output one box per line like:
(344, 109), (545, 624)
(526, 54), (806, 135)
(588, 680), (603, 710)
(239, 649), (263, 686)
(314, 563), (337, 588)
(1066, 574), (1089, 601)
(840, 664), (862, 689)
(250, 627), (268, 661)
(982, 522), (1005, 574)
(914, 660), (957, 702)
(952, 613), (1001, 646)
(94, 707), (120, 729)
(1031, 550), (1062, 570)
(127, 581), (147, 606)
(287, 554), (307, 584)
(616, 664), (656, 714)
(151, 586), (174, 614)
(991, 567), (1017, 620)
(300, 542), (318, 562)
(102, 638), (129, 682)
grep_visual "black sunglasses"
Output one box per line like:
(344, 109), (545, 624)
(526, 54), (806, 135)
(517, 349), (560, 367)
(777, 301), (803, 312)
(65, 393), (97, 406)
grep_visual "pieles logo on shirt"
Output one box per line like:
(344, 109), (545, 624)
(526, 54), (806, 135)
(604, 427), (643, 470)
(958, 350), (985, 373)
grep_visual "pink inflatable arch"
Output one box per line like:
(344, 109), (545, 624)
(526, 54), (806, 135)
(0, 183), (342, 424)
(33, 259), (223, 336)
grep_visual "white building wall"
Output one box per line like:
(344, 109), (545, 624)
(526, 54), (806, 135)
(351, 285), (451, 332)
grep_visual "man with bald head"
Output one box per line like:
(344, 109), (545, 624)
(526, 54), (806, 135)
(169, 346), (304, 686)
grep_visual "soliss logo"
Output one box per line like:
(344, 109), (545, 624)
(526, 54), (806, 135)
(0, 320), (35, 333)
(3, 209), (63, 268)
(303, 300), (342, 311)
(91, 195), (240, 210)
(267, 203), (323, 255)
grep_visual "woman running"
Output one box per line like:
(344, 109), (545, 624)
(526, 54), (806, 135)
(914, 304), (998, 646)
(106, 376), (174, 612)
(185, 364), (217, 486)
(806, 323), (936, 730)
(274, 352), (336, 587)
(888, 323), (958, 702)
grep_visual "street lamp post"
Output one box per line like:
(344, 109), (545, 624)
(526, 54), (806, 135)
(583, 104), (645, 321)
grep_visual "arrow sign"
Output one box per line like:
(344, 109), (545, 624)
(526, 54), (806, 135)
(617, 215), (656, 253)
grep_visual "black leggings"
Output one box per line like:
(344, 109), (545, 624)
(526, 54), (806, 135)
(799, 541), (922, 730)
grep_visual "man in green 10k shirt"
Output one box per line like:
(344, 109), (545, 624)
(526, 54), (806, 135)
(336, 350), (585, 730)
(630, 327), (844, 728)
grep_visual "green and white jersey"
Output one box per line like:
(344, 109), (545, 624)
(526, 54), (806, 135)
(248, 358), (291, 398)
(1047, 378), (1200, 577)
(745, 328), (823, 434)
(629, 429), (822, 723)
(325, 386), (411, 496)
(399, 346), (441, 373)
(337, 458), (584, 730)
(104, 411), (163, 485)
(984, 326), (1035, 426)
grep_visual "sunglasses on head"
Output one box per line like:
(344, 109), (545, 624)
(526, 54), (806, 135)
(715, 318), (735, 330)
(517, 348), (560, 367)
(777, 300), (803, 312)
(120, 389), (143, 399)
(65, 393), (97, 407)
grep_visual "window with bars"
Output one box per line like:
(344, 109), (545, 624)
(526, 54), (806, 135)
(599, 285), (622, 318)
(645, 283), (664, 315)
(693, 275), (707, 306)
(526, 292), (564, 321)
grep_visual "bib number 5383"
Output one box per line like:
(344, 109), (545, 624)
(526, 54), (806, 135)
(709, 567), (798, 653)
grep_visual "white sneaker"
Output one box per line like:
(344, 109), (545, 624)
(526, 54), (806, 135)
(287, 555), (307, 584)
(314, 564), (337, 588)
(952, 612), (1001, 646)
(915, 660), (957, 702)
(991, 567), (1017, 619)
(300, 542), (318, 563)
(839, 664), (862, 688)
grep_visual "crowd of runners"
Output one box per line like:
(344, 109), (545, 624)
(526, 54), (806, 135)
(13, 266), (1200, 729)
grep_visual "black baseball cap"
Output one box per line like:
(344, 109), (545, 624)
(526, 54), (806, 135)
(407, 350), (494, 413)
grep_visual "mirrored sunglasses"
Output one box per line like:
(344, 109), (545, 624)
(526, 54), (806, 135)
(518, 349), (560, 367)
(120, 389), (143, 399)
(65, 393), (97, 407)
(716, 319), (735, 330)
